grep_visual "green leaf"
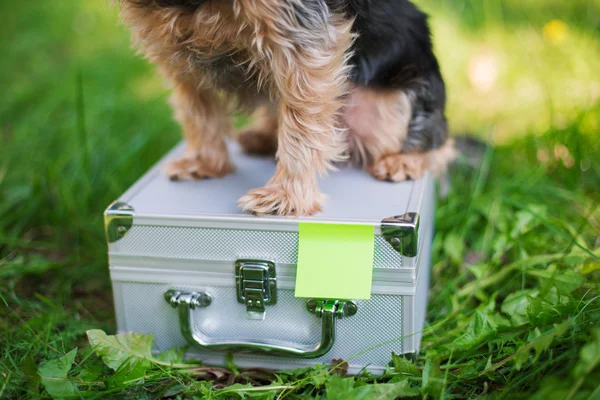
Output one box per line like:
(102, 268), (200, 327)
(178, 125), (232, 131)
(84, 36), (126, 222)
(163, 384), (186, 397)
(509, 205), (546, 239)
(105, 361), (148, 387)
(525, 287), (573, 325)
(492, 234), (511, 262)
(487, 312), (512, 330)
(553, 319), (571, 337)
(391, 353), (420, 377)
(525, 296), (557, 326)
(534, 320), (571, 359)
(355, 381), (420, 399)
(310, 367), (331, 388)
(453, 311), (498, 350)
(527, 328), (547, 362)
(501, 290), (537, 326)
(20, 355), (40, 396)
(325, 376), (356, 400)
(443, 232), (465, 264)
(515, 320), (571, 370)
(326, 377), (419, 400)
(77, 363), (103, 383)
(527, 265), (584, 294)
(215, 382), (287, 400)
(528, 320), (567, 361)
(38, 348), (78, 399)
(465, 263), (488, 281)
(513, 345), (531, 370)
(155, 347), (185, 365)
(541, 286), (570, 308)
(86, 329), (154, 385)
(422, 358), (443, 397)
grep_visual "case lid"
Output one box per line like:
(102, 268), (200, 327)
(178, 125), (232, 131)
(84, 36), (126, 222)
(120, 142), (427, 225)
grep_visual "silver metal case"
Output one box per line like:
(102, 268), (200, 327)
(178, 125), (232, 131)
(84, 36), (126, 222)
(106, 142), (435, 374)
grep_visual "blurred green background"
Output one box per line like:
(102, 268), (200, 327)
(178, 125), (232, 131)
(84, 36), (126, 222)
(1, 1), (599, 398)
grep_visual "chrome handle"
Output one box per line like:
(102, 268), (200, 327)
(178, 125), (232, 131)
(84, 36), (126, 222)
(164, 290), (357, 359)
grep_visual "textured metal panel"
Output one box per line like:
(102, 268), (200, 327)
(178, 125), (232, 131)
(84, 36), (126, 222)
(117, 282), (403, 369)
(113, 225), (403, 269)
(373, 236), (404, 268)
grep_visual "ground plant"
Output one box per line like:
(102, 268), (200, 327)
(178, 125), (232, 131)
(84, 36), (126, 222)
(1, 1), (599, 398)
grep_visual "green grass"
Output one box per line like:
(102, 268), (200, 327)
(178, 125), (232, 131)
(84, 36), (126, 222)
(1, 0), (599, 398)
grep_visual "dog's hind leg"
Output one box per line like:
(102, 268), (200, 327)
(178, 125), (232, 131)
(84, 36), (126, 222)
(237, 104), (278, 156)
(345, 87), (412, 168)
(370, 139), (457, 181)
(347, 84), (456, 182)
(370, 76), (456, 181)
(164, 77), (235, 181)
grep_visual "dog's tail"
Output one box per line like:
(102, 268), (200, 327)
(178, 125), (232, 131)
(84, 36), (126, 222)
(452, 135), (490, 169)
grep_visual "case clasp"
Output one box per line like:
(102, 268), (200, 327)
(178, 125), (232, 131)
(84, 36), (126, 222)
(235, 259), (277, 319)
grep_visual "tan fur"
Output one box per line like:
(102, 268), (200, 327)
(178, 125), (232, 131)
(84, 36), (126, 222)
(238, 163), (325, 215)
(119, 1), (453, 215)
(121, 0), (353, 215)
(121, 3), (253, 81)
(370, 138), (457, 181)
(164, 78), (235, 180)
(121, 2), (249, 180)
(344, 87), (412, 166)
(233, 1), (354, 215)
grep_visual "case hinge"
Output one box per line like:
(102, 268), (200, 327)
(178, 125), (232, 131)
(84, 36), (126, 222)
(306, 299), (358, 319)
(235, 259), (277, 320)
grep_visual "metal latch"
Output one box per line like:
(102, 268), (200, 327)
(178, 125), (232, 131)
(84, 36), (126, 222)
(235, 259), (277, 319)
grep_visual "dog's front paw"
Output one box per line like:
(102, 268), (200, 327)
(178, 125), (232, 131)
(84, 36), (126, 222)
(238, 184), (324, 216)
(165, 155), (235, 181)
(370, 153), (425, 182)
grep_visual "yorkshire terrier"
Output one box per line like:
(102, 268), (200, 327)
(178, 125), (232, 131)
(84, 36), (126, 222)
(120, 0), (456, 216)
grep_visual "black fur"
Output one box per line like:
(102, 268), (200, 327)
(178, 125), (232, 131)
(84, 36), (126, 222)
(154, 0), (205, 8)
(343, 0), (448, 151)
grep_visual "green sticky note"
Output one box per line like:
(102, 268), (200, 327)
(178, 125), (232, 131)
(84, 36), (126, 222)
(295, 223), (375, 300)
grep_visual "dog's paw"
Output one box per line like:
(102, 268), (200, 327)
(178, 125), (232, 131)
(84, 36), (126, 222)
(238, 129), (278, 156)
(238, 184), (324, 216)
(164, 155), (235, 181)
(370, 153), (425, 182)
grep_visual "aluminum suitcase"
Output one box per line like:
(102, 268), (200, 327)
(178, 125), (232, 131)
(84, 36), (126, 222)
(105, 141), (435, 374)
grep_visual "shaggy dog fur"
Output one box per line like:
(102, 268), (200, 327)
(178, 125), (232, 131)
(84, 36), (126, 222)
(120, 0), (456, 216)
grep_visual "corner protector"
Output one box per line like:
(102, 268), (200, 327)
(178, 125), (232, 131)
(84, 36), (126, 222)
(104, 201), (134, 243)
(381, 212), (420, 257)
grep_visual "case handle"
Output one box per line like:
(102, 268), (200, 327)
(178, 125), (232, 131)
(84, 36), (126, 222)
(164, 290), (357, 359)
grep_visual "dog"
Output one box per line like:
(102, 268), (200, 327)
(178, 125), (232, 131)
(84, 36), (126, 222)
(119, 0), (456, 216)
